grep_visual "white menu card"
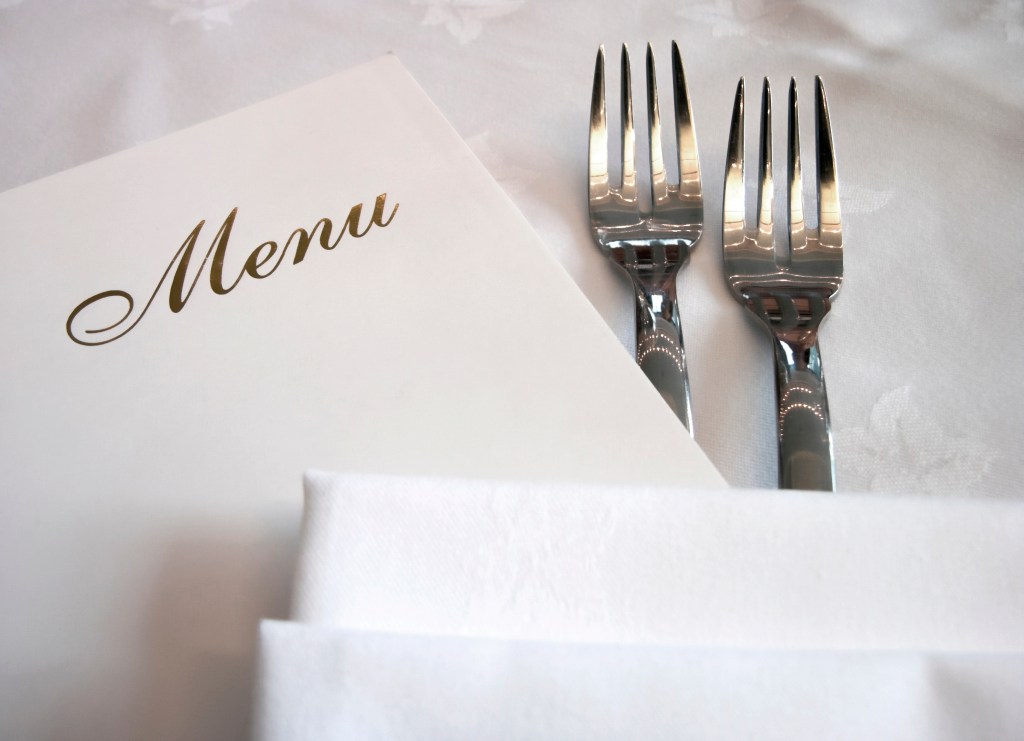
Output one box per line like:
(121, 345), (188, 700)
(0, 56), (723, 735)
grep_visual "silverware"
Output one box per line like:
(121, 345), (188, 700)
(722, 77), (843, 490)
(588, 42), (703, 435)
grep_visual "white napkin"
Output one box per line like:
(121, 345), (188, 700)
(257, 622), (1024, 740)
(254, 472), (1024, 739)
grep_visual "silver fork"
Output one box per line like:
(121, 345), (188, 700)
(723, 77), (843, 490)
(588, 42), (703, 435)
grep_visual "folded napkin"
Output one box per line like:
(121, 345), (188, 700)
(257, 623), (1024, 740)
(290, 472), (1023, 650)
(255, 472), (1024, 738)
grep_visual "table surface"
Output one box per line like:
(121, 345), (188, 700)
(2, 1), (1023, 739)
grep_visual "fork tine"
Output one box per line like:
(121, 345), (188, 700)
(646, 43), (669, 207)
(788, 78), (806, 255)
(671, 41), (701, 202)
(815, 76), (843, 248)
(723, 78), (746, 248)
(620, 45), (637, 200)
(756, 78), (774, 248)
(589, 45), (610, 202)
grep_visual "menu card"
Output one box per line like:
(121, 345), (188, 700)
(0, 55), (723, 722)
(1, 55), (727, 488)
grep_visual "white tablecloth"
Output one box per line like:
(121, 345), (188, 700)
(2, 2), (1023, 739)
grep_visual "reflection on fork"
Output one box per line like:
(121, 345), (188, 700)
(588, 42), (704, 435)
(722, 76), (844, 491)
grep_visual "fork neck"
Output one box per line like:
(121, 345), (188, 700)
(631, 278), (694, 435)
(737, 288), (836, 490)
(770, 335), (835, 491)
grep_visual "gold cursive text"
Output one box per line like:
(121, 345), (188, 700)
(66, 193), (398, 346)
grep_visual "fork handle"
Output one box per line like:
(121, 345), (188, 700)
(633, 282), (694, 435)
(771, 336), (835, 491)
